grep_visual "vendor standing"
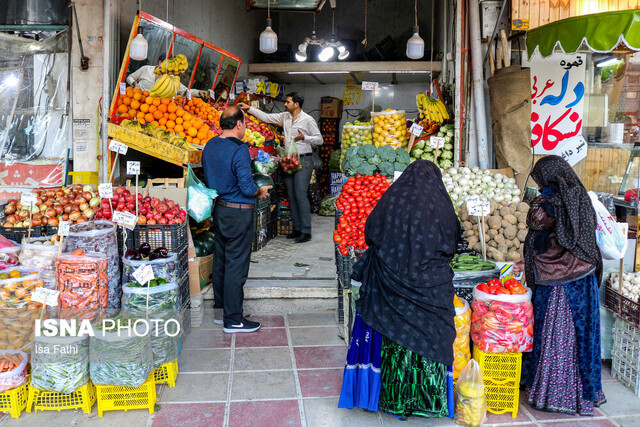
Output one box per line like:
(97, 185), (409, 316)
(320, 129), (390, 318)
(126, 56), (208, 99)
(238, 93), (322, 243)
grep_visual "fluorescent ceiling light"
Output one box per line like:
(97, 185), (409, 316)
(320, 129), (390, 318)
(287, 71), (347, 74)
(369, 71), (430, 74)
(597, 58), (623, 67)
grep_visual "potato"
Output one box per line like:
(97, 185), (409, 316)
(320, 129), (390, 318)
(513, 239), (521, 249)
(463, 229), (475, 238)
(467, 236), (479, 248)
(507, 250), (521, 261)
(487, 229), (498, 239)
(502, 219), (511, 229)
(517, 229), (528, 242)
(494, 234), (505, 245)
(488, 216), (502, 230)
(489, 200), (498, 215)
(517, 202), (529, 213)
(499, 206), (511, 217)
(487, 247), (505, 262)
(497, 243), (508, 254)
(504, 225), (517, 240)
(503, 214), (518, 225)
(469, 215), (478, 225)
(462, 221), (473, 230)
(518, 222), (527, 230)
(506, 239), (514, 248)
(459, 205), (469, 222)
(472, 242), (483, 252)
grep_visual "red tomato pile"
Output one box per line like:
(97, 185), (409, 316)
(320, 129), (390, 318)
(475, 278), (527, 295)
(334, 174), (389, 255)
(471, 278), (534, 353)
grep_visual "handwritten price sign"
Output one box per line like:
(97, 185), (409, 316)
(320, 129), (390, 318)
(466, 196), (490, 217)
(133, 264), (154, 285)
(429, 136), (446, 149)
(20, 192), (37, 206)
(31, 288), (60, 307)
(557, 135), (588, 167)
(98, 183), (113, 199)
(361, 81), (379, 91)
(409, 123), (424, 136)
(108, 140), (128, 154)
(126, 161), (140, 175)
(57, 221), (70, 236)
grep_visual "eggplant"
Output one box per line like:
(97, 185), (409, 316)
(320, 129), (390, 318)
(148, 252), (160, 261)
(139, 242), (151, 257)
(125, 248), (142, 260)
(153, 247), (169, 258)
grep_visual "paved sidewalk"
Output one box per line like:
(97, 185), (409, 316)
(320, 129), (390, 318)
(4, 310), (640, 426)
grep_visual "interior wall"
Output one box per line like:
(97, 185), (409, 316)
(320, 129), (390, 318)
(118, 0), (262, 79)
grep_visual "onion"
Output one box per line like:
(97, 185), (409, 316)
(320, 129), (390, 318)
(69, 212), (82, 222)
(82, 185), (94, 193)
(495, 173), (504, 181)
(496, 182), (504, 189)
(494, 194), (505, 202)
(83, 208), (95, 219)
(471, 166), (480, 173)
(451, 193), (459, 201)
(453, 187), (464, 194)
(89, 197), (101, 208)
(79, 202), (89, 212)
(458, 177), (469, 187)
(448, 168), (458, 175)
(482, 175), (492, 183)
(460, 167), (470, 175)
(512, 189), (521, 196)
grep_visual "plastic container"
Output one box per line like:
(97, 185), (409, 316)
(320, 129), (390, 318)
(0, 350), (28, 392)
(473, 345), (522, 417)
(370, 110), (407, 149)
(95, 373), (156, 417)
(68, 171), (98, 187)
(0, 379), (28, 419)
(27, 381), (96, 414)
(154, 360), (178, 388)
(124, 220), (189, 254)
(65, 221), (120, 309)
(612, 314), (640, 396)
(19, 237), (60, 289)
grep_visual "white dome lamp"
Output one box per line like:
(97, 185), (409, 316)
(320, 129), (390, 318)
(259, 0), (278, 54)
(337, 42), (349, 60)
(295, 41), (308, 62)
(130, 26), (148, 61)
(406, 0), (424, 60)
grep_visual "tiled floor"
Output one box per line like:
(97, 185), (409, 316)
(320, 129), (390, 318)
(4, 312), (640, 426)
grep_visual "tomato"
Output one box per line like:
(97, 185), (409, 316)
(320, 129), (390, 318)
(333, 234), (342, 243)
(487, 278), (502, 287)
(493, 286), (510, 295)
(476, 283), (491, 294)
(503, 278), (521, 290)
(509, 284), (527, 295)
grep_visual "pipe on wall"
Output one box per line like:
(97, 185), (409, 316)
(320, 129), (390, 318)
(101, 0), (110, 181)
(468, 0), (489, 169)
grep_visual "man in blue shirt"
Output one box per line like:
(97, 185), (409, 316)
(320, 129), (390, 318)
(202, 106), (271, 333)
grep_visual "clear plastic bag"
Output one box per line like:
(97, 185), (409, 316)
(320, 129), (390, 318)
(0, 266), (46, 307)
(0, 244), (20, 270)
(186, 164), (218, 222)
(0, 350), (28, 392)
(89, 319), (154, 387)
(121, 253), (179, 285)
(64, 221), (120, 308)
(455, 359), (487, 426)
(370, 110), (407, 149)
(471, 286), (534, 353)
(56, 252), (108, 322)
(252, 150), (280, 175)
(19, 238), (60, 289)
(31, 332), (89, 393)
(278, 141), (302, 174)
(453, 296), (471, 382)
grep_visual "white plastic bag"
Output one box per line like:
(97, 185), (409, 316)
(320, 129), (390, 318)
(455, 359), (486, 426)
(588, 191), (628, 260)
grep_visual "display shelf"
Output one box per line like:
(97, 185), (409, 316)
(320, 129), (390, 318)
(107, 123), (201, 167)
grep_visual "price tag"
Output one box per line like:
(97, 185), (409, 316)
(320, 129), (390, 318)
(251, 100), (260, 109)
(133, 264), (155, 286)
(98, 183), (113, 199)
(112, 211), (126, 224)
(466, 197), (490, 217)
(229, 92), (236, 101)
(127, 161), (140, 175)
(31, 288), (60, 307)
(57, 221), (70, 236)
(393, 171), (403, 182)
(362, 81), (379, 90)
(220, 91), (228, 100)
(20, 192), (37, 206)
(108, 140), (128, 154)
(429, 136), (446, 149)
(123, 212), (138, 230)
(119, 82), (126, 95)
(409, 123), (424, 136)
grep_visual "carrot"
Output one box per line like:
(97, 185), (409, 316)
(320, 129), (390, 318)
(70, 249), (84, 256)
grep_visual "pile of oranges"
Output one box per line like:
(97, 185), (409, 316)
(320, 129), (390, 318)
(182, 97), (222, 126)
(116, 86), (215, 145)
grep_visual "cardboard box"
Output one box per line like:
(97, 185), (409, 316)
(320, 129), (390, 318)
(189, 254), (214, 294)
(320, 97), (343, 118)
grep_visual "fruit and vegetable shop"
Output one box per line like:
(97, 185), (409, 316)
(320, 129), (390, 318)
(1, 0), (640, 425)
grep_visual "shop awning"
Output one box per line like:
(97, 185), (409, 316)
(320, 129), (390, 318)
(526, 10), (640, 58)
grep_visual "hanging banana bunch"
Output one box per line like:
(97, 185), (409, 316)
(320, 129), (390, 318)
(416, 93), (450, 123)
(154, 54), (189, 75)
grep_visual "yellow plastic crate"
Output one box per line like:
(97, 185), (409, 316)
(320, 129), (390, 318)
(95, 374), (156, 417)
(0, 381), (29, 419)
(68, 171), (99, 187)
(154, 361), (178, 388)
(473, 345), (522, 417)
(27, 382), (96, 414)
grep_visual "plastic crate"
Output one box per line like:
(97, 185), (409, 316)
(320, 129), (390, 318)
(0, 380), (28, 419)
(252, 227), (268, 252)
(154, 360), (179, 388)
(122, 220), (189, 254)
(277, 214), (293, 236)
(472, 345), (521, 417)
(606, 281), (640, 328)
(95, 374), (156, 417)
(255, 195), (271, 211)
(254, 205), (269, 231)
(179, 273), (191, 310)
(0, 226), (44, 242)
(612, 314), (640, 396)
(27, 382), (96, 414)
(267, 217), (278, 240)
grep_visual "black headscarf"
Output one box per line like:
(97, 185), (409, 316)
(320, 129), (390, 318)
(353, 160), (461, 365)
(524, 155), (602, 287)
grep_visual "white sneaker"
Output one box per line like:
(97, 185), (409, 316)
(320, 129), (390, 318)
(223, 319), (261, 333)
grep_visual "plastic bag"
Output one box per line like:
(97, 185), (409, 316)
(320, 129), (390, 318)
(122, 253), (179, 285)
(318, 192), (339, 217)
(455, 359), (487, 426)
(0, 350), (28, 392)
(186, 164), (218, 222)
(278, 140), (302, 174)
(89, 318), (154, 387)
(312, 151), (323, 171)
(19, 237), (60, 289)
(56, 252), (108, 322)
(370, 110), (408, 149)
(65, 221), (120, 309)
(31, 332), (89, 393)
(453, 296), (471, 382)
(588, 191), (628, 260)
(0, 244), (20, 270)
(471, 285), (534, 353)
(252, 150), (280, 175)
(0, 266), (46, 307)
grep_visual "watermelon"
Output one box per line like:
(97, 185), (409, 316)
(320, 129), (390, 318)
(194, 231), (215, 256)
(253, 173), (274, 188)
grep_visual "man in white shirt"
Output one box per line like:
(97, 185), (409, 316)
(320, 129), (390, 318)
(239, 93), (323, 243)
(126, 56), (207, 98)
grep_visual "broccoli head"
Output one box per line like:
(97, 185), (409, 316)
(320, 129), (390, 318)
(395, 149), (411, 164)
(369, 154), (381, 165)
(344, 145), (359, 161)
(357, 163), (377, 176)
(359, 144), (376, 159)
(377, 145), (396, 162)
(378, 161), (395, 177)
(394, 162), (407, 172)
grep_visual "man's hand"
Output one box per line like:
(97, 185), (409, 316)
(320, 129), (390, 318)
(238, 102), (250, 111)
(256, 185), (272, 199)
(512, 258), (525, 275)
(198, 90), (209, 100)
(294, 130), (305, 142)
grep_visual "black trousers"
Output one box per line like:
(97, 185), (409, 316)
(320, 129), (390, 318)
(212, 204), (254, 324)
(284, 155), (313, 234)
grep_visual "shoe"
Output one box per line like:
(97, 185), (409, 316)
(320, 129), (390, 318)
(286, 230), (302, 240)
(223, 319), (261, 333)
(295, 233), (311, 243)
(213, 308), (223, 325)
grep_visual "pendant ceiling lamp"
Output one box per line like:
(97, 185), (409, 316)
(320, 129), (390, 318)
(406, 0), (424, 59)
(259, 0), (278, 54)
(295, 3), (349, 62)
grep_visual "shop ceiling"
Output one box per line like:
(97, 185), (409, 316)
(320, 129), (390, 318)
(247, 0), (326, 12)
